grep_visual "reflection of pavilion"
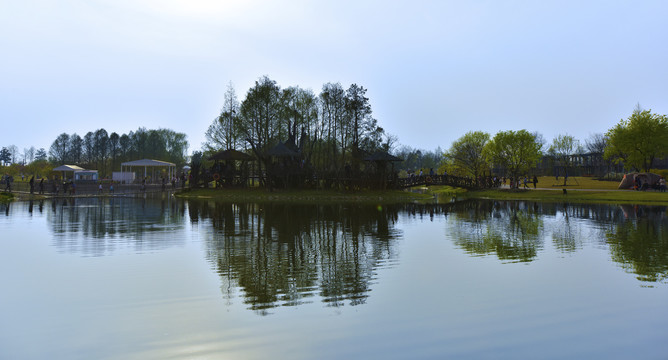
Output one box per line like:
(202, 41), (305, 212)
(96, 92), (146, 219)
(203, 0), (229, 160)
(46, 196), (187, 256)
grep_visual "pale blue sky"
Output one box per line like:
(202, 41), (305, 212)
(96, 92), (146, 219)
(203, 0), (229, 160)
(2, 0), (667, 155)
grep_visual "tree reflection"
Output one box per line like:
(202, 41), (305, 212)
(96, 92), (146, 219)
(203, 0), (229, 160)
(20, 196), (668, 309)
(448, 200), (544, 262)
(189, 201), (401, 314)
(606, 205), (668, 283)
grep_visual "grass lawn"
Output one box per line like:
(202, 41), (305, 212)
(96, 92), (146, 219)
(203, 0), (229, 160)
(0, 192), (14, 203)
(458, 176), (668, 205)
(533, 176), (621, 190)
(176, 187), (432, 204)
(469, 189), (668, 205)
(174, 177), (668, 205)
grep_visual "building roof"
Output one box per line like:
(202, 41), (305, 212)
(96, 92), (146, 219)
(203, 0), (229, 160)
(266, 142), (300, 158)
(363, 151), (403, 162)
(121, 159), (176, 167)
(53, 165), (86, 172)
(208, 149), (254, 161)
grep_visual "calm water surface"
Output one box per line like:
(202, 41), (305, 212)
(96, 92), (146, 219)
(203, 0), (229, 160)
(1, 196), (667, 359)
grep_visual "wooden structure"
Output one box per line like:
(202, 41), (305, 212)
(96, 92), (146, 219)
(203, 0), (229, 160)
(207, 149), (255, 187)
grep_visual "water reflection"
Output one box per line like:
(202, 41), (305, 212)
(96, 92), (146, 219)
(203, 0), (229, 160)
(446, 200), (544, 262)
(607, 205), (668, 283)
(45, 195), (187, 256)
(4, 197), (667, 312)
(440, 200), (667, 284)
(188, 201), (401, 314)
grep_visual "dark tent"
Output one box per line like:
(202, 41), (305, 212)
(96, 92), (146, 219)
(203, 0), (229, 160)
(618, 172), (662, 189)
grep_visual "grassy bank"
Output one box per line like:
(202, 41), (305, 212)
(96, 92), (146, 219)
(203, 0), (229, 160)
(176, 187), (432, 203)
(176, 177), (668, 205)
(0, 192), (14, 204)
(532, 176), (621, 190)
(467, 188), (668, 205)
(415, 176), (667, 205)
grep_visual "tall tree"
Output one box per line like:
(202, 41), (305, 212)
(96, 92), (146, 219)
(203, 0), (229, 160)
(119, 134), (130, 161)
(585, 133), (607, 154)
(485, 130), (542, 184)
(238, 76), (282, 183)
(604, 107), (668, 172)
(49, 134), (70, 164)
(7, 145), (18, 164)
(168, 131), (188, 164)
(0, 147), (11, 166)
(204, 82), (241, 151)
(83, 132), (95, 165)
(446, 131), (491, 178)
(548, 134), (582, 182)
(319, 82), (347, 170)
(109, 132), (120, 173)
(24, 146), (35, 164)
(345, 84), (373, 157)
(69, 134), (83, 164)
(94, 128), (109, 173)
(34, 148), (47, 161)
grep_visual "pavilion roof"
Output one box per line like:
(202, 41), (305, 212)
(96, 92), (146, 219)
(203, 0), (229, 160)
(363, 151), (403, 162)
(121, 159), (176, 167)
(53, 165), (86, 172)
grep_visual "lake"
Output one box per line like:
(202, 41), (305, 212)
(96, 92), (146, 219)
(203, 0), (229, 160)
(1, 196), (667, 359)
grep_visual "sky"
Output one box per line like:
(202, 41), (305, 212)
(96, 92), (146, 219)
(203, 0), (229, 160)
(2, 0), (668, 157)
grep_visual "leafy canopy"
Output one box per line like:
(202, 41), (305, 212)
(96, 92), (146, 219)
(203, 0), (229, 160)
(604, 108), (668, 172)
(484, 130), (542, 178)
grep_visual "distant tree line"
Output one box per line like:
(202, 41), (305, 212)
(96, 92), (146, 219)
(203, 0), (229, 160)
(443, 105), (668, 182)
(47, 127), (188, 178)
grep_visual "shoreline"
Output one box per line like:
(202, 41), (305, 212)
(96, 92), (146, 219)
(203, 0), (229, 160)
(463, 187), (668, 206)
(3, 186), (668, 206)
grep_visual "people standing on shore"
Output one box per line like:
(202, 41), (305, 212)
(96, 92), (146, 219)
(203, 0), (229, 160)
(39, 178), (45, 194)
(3, 175), (11, 192)
(533, 175), (538, 189)
(29, 176), (35, 194)
(110, 182), (114, 194)
(659, 177), (666, 192)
